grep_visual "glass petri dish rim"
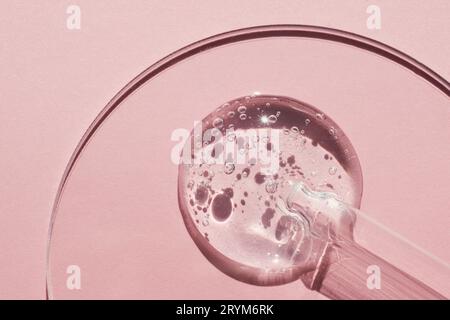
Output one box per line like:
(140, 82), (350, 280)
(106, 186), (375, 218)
(46, 24), (449, 298)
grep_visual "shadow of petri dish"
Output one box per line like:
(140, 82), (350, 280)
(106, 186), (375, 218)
(47, 25), (449, 299)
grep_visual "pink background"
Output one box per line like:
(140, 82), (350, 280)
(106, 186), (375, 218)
(0, 1), (449, 299)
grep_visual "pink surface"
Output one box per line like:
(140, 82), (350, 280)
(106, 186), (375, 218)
(0, 1), (449, 299)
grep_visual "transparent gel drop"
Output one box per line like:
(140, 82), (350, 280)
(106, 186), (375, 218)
(178, 95), (363, 285)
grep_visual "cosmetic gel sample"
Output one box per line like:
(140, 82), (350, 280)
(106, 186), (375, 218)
(178, 95), (362, 285)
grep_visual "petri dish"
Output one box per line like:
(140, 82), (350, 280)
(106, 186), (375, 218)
(47, 25), (449, 299)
